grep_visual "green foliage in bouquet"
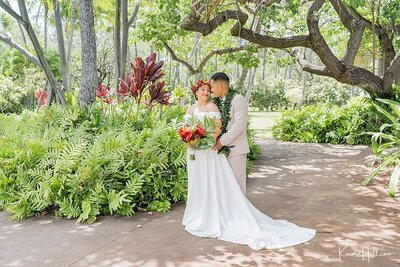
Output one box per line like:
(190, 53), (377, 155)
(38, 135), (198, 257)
(182, 115), (216, 150)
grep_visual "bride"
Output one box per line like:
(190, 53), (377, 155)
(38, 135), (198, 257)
(182, 79), (316, 250)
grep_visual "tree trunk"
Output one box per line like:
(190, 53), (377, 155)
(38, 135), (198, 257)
(176, 63), (181, 85)
(287, 59), (293, 79)
(44, 2), (48, 52)
(274, 50), (280, 79)
(185, 53), (190, 87)
(121, 0), (128, 77)
(262, 48), (266, 80)
(301, 48), (312, 105)
(15, 0), (66, 105)
(237, 67), (249, 90)
(114, 0), (121, 88)
(78, 0), (97, 107)
(246, 67), (256, 101)
(301, 71), (308, 105)
(168, 63), (175, 88)
(53, 0), (69, 91)
(67, 0), (76, 90)
(171, 65), (177, 89)
(134, 41), (138, 58)
(18, 24), (27, 45)
(371, 0), (376, 75)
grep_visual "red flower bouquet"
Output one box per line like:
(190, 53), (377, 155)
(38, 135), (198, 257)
(178, 115), (216, 160)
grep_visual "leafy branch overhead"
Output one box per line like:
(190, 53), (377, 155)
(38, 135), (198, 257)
(163, 42), (255, 74)
(180, 0), (400, 98)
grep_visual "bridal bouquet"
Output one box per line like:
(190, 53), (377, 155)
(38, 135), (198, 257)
(178, 115), (216, 160)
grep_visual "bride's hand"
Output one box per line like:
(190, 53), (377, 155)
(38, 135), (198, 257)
(213, 138), (223, 151)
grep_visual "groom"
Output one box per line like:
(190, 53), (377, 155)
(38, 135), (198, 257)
(210, 72), (250, 194)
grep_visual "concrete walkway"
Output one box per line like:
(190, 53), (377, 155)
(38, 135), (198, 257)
(1, 140), (399, 267)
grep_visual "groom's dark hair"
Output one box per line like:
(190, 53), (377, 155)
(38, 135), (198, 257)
(210, 72), (230, 85)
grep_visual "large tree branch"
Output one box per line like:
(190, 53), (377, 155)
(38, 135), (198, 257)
(178, 0), (396, 98)
(163, 42), (196, 73)
(164, 42), (251, 74)
(198, 45), (252, 72)
(231, 23), (312, 48)
(0, 0), (23, 23)
(329, 0), (354, 30)
(382, 52), (400, 90)
(328, 0), (365, 67)
(307, 0), (343, 77)
(348, 6), (396, 69)
(181, 9), (248, 36)
(128, 0), (139, 26)
(348, 6), (379, 33)
(0, 33), (41, 67)
(343, 20), (365, 67)
(17, 0), (66, 105)
(291, 49), (333, 77)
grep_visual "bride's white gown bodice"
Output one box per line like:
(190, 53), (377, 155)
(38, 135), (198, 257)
(182, 110), (316, 250)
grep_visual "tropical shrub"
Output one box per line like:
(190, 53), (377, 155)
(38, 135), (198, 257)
(363, 99), (400, 197)
(0, 76), (28, 113)
(0, 105), (187, 223)
(0, 104), (260, 223)
(304, 79), (361, 106)
(246, 123), (261, 174)
(250, 78), (290, 111)
(272, 97), (389, 145)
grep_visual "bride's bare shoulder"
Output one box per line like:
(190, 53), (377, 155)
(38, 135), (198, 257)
(206, 102), (220, 113)
(186, 104), (196, 114)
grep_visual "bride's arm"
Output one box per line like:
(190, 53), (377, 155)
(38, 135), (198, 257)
(205, 103), (222, 140)
(211, 118), (222, 140)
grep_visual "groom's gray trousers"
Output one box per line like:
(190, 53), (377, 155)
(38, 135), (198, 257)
(227, 153), (247, 194)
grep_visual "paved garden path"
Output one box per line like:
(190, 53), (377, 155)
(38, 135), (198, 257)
(1, 140), (399, 267)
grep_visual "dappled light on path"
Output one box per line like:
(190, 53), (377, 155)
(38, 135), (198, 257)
(1, 140), (399, 266)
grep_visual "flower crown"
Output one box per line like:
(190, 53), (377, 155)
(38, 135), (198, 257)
(191, 79), (209, 94)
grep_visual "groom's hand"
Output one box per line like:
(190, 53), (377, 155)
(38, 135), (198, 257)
(213, 139), (223, 151)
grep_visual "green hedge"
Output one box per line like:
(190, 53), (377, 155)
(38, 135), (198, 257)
(0, 106), (188, 223)
(0, 105), (260, 223)
(272, 97), (388, 145)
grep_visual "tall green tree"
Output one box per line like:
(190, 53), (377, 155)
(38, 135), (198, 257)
(180, 0), (400, 99)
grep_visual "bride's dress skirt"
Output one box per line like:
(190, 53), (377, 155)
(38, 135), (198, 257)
(182, 149), (316, 250)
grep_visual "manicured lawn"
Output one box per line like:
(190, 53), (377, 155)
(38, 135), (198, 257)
(249, 111), (281, 139)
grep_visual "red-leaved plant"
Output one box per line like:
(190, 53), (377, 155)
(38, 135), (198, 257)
(96, 84), (112, 104)
(117, 52), (169, 117)
(36, 90), (48, 107)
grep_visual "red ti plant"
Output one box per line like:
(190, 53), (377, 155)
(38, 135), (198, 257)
(117, 52), (168, 118)
(36, 90), (48, 107)
(148, 81), (170, 107)
(96, 84), (112, 104)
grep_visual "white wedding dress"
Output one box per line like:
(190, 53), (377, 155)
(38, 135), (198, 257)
(182, 110), (316, 250)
